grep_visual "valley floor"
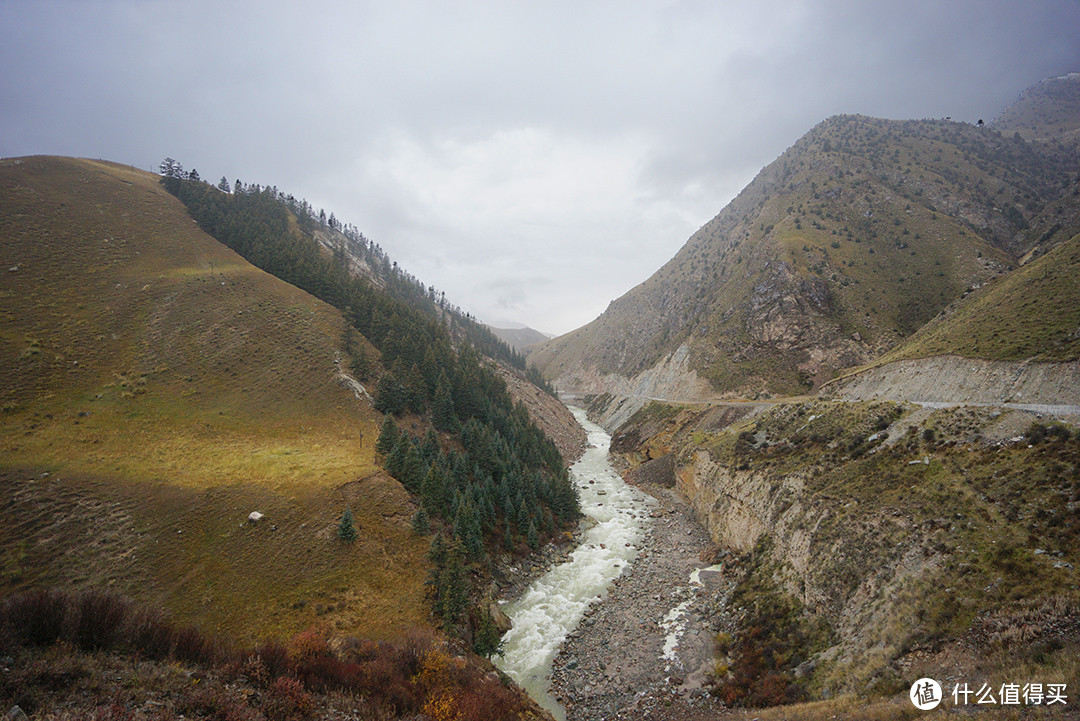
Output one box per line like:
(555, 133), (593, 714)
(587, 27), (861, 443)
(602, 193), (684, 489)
(549, 481), (730, 721)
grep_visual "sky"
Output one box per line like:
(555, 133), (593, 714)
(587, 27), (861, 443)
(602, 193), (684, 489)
(3, 1), (1080, 336)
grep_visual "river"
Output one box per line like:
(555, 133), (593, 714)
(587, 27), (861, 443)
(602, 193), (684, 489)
(493, 406), (655, 720)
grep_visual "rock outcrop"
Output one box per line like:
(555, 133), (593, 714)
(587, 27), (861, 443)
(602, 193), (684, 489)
(827, 355), (1080, 413)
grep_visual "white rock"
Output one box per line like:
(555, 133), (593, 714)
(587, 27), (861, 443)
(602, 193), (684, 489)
(248, 511), (264, 523)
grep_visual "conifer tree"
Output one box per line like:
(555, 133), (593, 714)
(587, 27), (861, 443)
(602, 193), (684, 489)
(374, 372), (407, 415)
(337, 507), (358, 542)
(401, 443), (426, 493)
(473, 609), (504, 659)
(375, 415), (398, 457)
(385, 434), (410, 480)
(432, 377), (460, 433)
(412, 506), (430, 535)
(439, 539), (468, 631)
(527, 518), (539, 550)
(421, 464), (447, 514)
(503, 517), (514, 550)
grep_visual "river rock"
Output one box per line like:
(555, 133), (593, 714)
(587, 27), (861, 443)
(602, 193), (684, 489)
(489, 602), (513, 634)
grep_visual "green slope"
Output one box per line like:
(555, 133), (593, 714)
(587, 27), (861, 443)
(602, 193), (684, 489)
(881, 232), (1080, 364)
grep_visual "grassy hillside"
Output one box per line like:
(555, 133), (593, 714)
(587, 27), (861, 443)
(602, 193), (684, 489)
(878, 232), (1080, 364)
(533, 83), (1080, 398)
(0, 156), (429, 641)
(991, 72), (1080, 143)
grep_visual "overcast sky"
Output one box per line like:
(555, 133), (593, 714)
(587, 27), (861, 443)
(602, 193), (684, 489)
(3, 1), (1079, 335)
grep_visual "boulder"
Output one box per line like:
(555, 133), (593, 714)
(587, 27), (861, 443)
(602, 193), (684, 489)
(248, 511), (264, 523)
(489, 602), (513, 634)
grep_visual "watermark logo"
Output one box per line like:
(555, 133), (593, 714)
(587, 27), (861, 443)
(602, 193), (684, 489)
(910, 678), (942, 710)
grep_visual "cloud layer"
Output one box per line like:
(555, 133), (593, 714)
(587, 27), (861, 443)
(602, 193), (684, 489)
(3, 0), (1079, 333)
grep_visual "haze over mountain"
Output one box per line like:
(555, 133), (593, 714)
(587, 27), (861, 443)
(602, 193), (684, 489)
(486, 325), (552, 354)
(531, 74), (1080, 419)
(3, 2), (1080, 336)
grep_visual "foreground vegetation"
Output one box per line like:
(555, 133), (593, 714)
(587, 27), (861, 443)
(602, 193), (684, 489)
(0, 587), (542, 720)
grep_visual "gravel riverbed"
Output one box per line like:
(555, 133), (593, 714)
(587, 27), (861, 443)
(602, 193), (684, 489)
(548, 482), (734, 721)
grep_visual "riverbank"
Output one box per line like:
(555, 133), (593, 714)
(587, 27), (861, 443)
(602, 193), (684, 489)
(549, 480), (733, 720)
(493, 407), (655, 718)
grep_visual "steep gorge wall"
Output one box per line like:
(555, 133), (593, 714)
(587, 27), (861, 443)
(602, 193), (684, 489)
(672, 444), (950, 690)
(553, 343), (716, 432)
(626, 395), (1080, 695)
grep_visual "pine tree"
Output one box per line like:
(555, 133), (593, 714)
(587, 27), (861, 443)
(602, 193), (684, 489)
(421, 464), (447, 514)
(432, 377), (460, 433)
(526, 518), (539, 550)
(337, 507), (358, 542)
(400, 443), (426, 492)
(375, 415), (398, 457)
(412, 506), (430, 535)
(503, 516), (514, 550)
(439, 539), (467, 631)
(374, 372), (407, 416)
(473, 608), (504, 659)
(385, 435), (410, 480)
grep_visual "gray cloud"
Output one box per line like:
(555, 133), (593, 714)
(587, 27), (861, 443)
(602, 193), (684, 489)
(3, 0), (1079, 334)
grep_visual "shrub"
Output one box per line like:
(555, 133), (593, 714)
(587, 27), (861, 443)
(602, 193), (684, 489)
(1026, 423), (1048, 444)
(125, 606), (177, 660)
(72, 589), (132, 651)
(2, 589), (66, 647)
(288, 628), (329, 665)
(172, 625), (224, 666)
(263, 676), (314, 721)
(180, 685), (261, 721)
(251, 640), (292, 683)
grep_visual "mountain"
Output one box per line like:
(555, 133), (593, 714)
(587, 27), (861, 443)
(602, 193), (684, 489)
(486, 324), (551, 354)
(535, 74), (1080, 715)
(531, 74), (1080, 423)
(0, 155), (581, 657)
(991, 71), (1080, 145)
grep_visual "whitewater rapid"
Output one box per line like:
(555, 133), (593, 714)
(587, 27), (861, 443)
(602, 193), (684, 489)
(494, 406), (655, 720)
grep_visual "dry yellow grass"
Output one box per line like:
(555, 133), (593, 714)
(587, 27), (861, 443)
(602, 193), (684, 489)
(0, 156), (430, 642)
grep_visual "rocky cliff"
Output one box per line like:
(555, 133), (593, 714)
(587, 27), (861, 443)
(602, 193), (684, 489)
(613, 397), (1080, 699)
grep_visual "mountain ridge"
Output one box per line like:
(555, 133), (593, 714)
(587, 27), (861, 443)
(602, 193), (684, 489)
(531, 74), (1080, 414)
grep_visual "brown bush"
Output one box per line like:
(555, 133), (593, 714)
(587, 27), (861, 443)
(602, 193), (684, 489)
(262, 676), (314, 721)
(1, 588), (68, 646)
(71, 589), (132, 651)
(179, 685), (262, 721)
